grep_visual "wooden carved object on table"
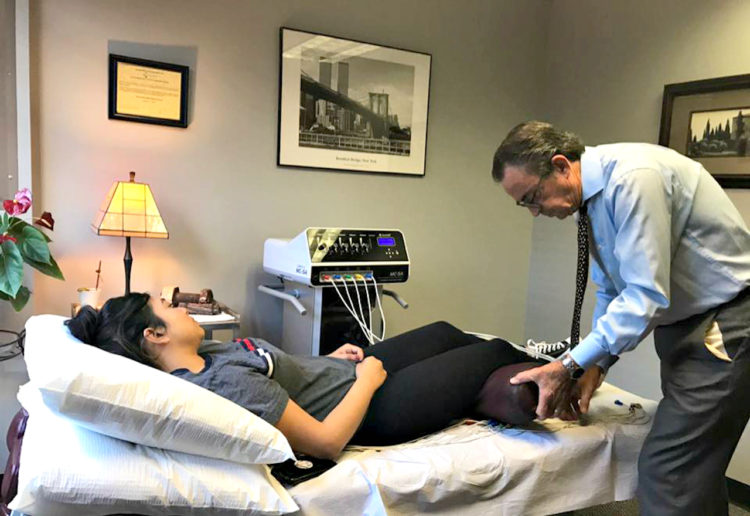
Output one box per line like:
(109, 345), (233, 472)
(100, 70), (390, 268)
(161, 286), (220, 314)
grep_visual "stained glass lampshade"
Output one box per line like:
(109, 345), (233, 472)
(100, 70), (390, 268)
(91, 171), (168, 294)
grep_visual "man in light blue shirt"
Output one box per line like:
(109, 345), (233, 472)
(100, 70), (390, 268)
(492, 121), (750, 516)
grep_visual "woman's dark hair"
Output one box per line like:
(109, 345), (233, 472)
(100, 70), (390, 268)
(492, 121), (585, 182)
(65, 292), (166, 368)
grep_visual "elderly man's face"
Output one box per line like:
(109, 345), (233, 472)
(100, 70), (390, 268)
(500, 160), (582, 219)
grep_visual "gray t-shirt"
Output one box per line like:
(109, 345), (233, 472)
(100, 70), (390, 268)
(171, 338), (357, 425)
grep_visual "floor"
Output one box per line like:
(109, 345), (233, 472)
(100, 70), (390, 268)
(558, 499), (750, 515)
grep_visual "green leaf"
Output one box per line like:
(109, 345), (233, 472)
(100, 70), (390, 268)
(10, 286), (30, 312)
(0, 284), (29, 311)
(0, 213), (9, 234)
(9, 218), (52, 242)
(0, 241), (24, 297)
(24, 254), (64, 281)
(20, 225), (51, 264)
(9, 219), (52, 242)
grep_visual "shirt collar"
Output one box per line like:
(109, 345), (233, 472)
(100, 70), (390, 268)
(580, 146), (604, 204)
(170, 353), (212, 375)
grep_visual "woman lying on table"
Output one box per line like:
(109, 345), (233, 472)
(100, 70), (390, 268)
(67, 292), (538, 459)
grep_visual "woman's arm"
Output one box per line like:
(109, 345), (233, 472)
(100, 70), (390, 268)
(275, 356), (386, 459)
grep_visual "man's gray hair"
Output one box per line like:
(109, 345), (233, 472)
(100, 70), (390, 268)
(491, 121), (585, 182)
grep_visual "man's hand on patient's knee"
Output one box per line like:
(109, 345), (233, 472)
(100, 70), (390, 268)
(572, 366), (604, 414)
(510, 361), (576, 420)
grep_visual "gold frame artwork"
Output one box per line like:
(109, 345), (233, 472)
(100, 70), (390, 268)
(108, 54), (189, 128)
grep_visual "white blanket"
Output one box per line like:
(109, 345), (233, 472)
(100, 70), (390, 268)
(289, 383), (656, 516)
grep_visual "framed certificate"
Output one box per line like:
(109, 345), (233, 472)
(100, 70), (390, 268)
(108, 54), (189, 128)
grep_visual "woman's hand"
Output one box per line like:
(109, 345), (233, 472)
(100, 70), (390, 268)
(355, 356), (387, 391)
(277, 356), (385, 459)
(328, 343), (364, 362)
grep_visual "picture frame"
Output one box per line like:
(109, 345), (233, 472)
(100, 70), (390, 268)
(278, 28), (432, 176)
(108, 54), (189, 128)
(659, 73), (750, 188)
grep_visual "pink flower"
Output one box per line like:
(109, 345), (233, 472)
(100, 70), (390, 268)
(3, 188), (32, 216)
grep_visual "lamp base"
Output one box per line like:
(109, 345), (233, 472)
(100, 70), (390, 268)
(124, 236), (132, 295)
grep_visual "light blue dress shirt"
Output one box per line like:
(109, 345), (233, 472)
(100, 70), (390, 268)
(570, 144), (750, 369)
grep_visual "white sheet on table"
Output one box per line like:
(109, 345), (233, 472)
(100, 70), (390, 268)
(289, 383), (656, 516)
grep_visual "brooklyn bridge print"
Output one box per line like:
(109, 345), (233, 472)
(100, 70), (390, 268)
(298, 47), (415, 157)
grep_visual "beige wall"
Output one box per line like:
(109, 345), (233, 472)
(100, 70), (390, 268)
(526, 0), (750, 483)
(30, 0), (550, 336)
(0, 0), (552, 465)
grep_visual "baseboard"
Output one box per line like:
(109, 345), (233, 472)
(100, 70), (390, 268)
(728, 477), (750, 511)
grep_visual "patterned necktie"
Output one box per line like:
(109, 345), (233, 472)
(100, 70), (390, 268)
(570, 204), (589, 349)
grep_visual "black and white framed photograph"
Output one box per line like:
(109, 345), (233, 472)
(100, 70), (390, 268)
(686, 108), (749, 159)
(659, 73), (750, 188)
(278, 28), (432, 176)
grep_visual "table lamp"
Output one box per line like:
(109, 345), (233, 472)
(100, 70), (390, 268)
(91, 171), (169, 294)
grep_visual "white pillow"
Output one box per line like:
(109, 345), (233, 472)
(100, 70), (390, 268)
(23, 315), (294, 465)
(11, 384), (299, 516)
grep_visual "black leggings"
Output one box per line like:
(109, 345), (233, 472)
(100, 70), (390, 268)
(349, 321), (528, 446)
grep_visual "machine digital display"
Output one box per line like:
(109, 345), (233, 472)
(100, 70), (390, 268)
(377, 237), (396, 247)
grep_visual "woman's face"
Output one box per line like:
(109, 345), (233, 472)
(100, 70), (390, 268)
(149, 296), (205, 347)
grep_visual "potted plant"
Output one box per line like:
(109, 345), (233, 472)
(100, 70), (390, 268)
(0, 187), (64, 310)
(0, 188), (63, 361)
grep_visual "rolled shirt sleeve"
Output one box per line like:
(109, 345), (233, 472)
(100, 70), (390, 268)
(590, 260), (619, 371)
